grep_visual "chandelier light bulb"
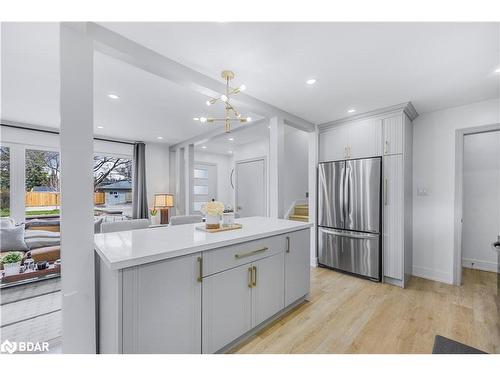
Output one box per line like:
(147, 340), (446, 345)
(200, 117), (207, 123)
(239, 84), (246, 91)
(193, 117), (199, 121)
(220, 95), (228, 102)
(206, 100), (212, 106)
(246, 117), (252, 122)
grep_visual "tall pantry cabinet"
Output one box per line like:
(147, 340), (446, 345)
(318, 103), (417, 287)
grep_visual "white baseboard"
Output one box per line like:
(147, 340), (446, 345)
(412, 265), (453, 284)
(462, 258), (498, 273)
(310, 257), (318, 267)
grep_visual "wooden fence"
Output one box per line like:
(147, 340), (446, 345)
(25, 191), (106, 207)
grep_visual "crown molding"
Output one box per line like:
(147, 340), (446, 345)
(318, 102), (419, 131)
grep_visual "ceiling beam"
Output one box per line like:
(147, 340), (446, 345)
(169, 118), (267, 151)
(86, 23), (314, 132)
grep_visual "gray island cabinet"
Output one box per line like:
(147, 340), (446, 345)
(95, 216), (311, 354)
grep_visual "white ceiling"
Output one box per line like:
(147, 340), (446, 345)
(2, 22), (499, 146)
(102, 22), (500, 123)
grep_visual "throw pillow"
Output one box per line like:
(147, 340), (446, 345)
(0, 225), (30, 252)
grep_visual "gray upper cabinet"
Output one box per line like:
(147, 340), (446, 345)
(284, 229), (311, 306)
(122, 253), (202, 354)
(382, 115), (403, 155)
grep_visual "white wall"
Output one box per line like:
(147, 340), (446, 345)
(462, 130), (500, 273)
(194, 151), (232, 207)
(412, 98), (500, 284)
(283, 125), (308, 214)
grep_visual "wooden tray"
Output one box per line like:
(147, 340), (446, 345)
(195, 223), (242, 233)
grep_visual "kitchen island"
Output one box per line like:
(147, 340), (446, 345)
(95, 216), (312, 354)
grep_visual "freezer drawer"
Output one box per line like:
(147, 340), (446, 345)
(318, 227), (380, 280)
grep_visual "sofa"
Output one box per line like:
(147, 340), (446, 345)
(0, 217), (61, 268)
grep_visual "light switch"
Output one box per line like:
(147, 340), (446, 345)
(417, 187), (429, 196)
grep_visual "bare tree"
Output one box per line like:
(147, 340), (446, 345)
(93, 156), (132, 191)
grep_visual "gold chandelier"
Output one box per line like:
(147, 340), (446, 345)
(193, 70), (251, 133)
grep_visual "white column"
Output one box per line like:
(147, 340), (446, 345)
(269, 116), (285, 218)
(184, 144), (194, 214)
(175, 147), (184, 215)
(8, 144), (25, 223)
(60, 22), (95, 353)
(308, 127), (319, 266)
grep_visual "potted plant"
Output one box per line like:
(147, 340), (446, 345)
(149, 207), (159, 225)
(1, 252), (23, 276)
(201, 200), (225, 230)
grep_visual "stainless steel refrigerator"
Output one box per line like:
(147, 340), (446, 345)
(317, 157), (382, 281)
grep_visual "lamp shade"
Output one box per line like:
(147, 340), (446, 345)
(154, 193), (174, 208)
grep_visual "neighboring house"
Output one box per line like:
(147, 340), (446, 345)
(97, 181), (132, 205)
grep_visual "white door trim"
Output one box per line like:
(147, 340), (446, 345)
(453, 123), (500, 285)
(235, 156), (267, 217)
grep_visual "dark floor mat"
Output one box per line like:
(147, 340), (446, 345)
(432, 335), (487, 354)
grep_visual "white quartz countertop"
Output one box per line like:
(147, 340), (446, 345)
(94, 216), (312, 270)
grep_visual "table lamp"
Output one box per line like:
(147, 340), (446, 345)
(154, 193), (174, 224)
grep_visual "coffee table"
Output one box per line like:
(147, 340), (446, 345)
(0, 263), (61, 289)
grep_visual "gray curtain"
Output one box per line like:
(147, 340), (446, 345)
(132, 142), (148, 219)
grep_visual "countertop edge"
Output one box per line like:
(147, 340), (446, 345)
(95, 222), (312, 271)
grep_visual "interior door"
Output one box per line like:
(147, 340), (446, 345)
(252, 252), (285, 327)
(202, 263), (252, 353)
(235, 158), (266, 217)
(345, 158), (381, 233)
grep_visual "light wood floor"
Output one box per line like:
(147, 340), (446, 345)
(231, 267), (499, 354)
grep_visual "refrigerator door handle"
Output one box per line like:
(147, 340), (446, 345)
(319, 227), (379, 240)
(343, 164), (350, 226)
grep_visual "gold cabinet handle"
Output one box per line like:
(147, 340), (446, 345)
(286, 236), (291, 253)
(197, 256), (203, 282)
(384, 178), (388, 206)
(252, 266), (257, 287)
(234, 247), (268, 259)
(248, 267), (253, 288)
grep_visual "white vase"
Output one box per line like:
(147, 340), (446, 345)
(3, 262), (21, 276)
(150, 215), (160, 225)
(206, 214), (220, 229)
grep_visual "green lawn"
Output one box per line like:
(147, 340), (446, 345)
(26, 209), (60, 217)
(0, 208), (60, 217)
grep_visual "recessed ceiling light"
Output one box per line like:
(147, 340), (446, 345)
(157, 136), (163, 140)
(228, 150), (233, 154)
(97, 126), (104, 129)
(495, 67), (500, 73)
(202, 146), (207, 149)
(246, 117), (252, 122)
(228, 137), (234, 141)
(193, 117), (199, 121)
(107, 93), (120, 100)
(306, 78), (316, 85)
(347, 108), (356, 113)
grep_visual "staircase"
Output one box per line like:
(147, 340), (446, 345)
(288, 204), (309, 222)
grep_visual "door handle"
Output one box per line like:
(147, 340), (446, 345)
(235, 247), (268, 259)
(384, 140), (389, 155)
(286, 236), (291, 253)
(248, 267), (253, 288)
(384, 178), (388, 206)
(197, 256), (203, 282)
(252, 266), (257, 287)
(492, 241), (500, 252)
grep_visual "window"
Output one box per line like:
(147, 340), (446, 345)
(25, 149), (60, 217)
(93, 155), (133, 218)
(1, 146), (10, 217)
(193, 163), (217, 213)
